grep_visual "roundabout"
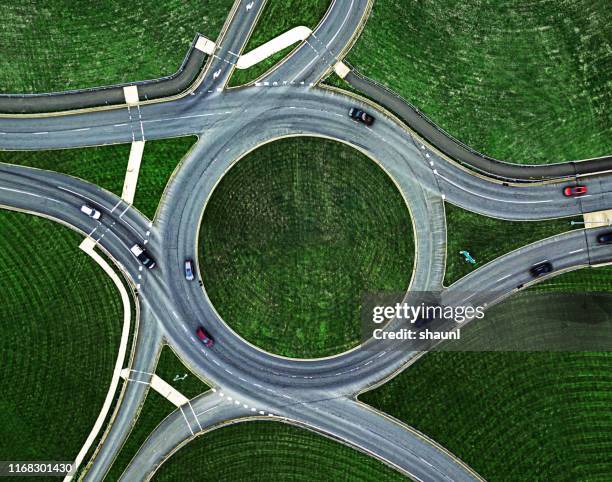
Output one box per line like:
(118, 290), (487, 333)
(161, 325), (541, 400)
(199, 136), (414, 358)
(0, 0), (610, 480)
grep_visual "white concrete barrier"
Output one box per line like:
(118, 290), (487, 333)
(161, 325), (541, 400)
(121, 140), (146, 205)
(236, 26), (311, 70)
(66, 240), (132, 481)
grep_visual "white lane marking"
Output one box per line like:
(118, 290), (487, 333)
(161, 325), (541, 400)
(70, 127), (90, 132)
(0, 186), (62, 203)
(291, 55), (319, 82)
(110, 199), (123, 213)
(118, 204), (130, 218)
(32, 131), (48, 135)
(435, 172), (553, 204)
(142, 112), (229, 124)
(113, 123), (128, 127)
(179, 406), (195, 436)
(196, 405), (219, 418)
(126, 378), (149, 385)
(121, 218), (145, 240)
(327, 0), (354, 47)
(569, 248), (584, 254)
(57, 185), (108, 209)
(496, 274), (512, 282)
(187, 401), (203, 432)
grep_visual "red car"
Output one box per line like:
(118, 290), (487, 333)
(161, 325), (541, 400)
(196, 327), (214, 347)
(563, 185), (587, 197)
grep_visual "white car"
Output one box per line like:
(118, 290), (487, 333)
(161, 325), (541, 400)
(80, 204), (101, 220)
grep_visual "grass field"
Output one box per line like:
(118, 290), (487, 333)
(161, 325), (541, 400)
(444, 203), (579, 285)
(229, 0), (331, 86)
(361, 267), (612, 481)
(103, 346), (209, 480)
(0, 1), (234, 93)
(0, 136), (197, 219)
(199, 137), (414, 358)
(0, 210), (123, 479)
(338, 0), (611, 165)
(152, 421), (403, 481)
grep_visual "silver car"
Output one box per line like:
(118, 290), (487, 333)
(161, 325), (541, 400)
(184, 259), (195, 281)
(80, 204), (101, 220)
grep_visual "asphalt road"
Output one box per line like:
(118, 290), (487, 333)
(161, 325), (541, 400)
(0, 1), (611, 481)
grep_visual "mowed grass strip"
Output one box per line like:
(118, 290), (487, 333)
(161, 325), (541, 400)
(229, 0), (331, 86)
(361, 268), (612, 481)
(200, 137), (414, 358)
(341, 0), (611, 164)
(0, 136), (197, 219)
(0, 0), (234, 93)
(0, 210), (122, 471)
(444, 202), (579, 285)
(151, 421), (404, 481)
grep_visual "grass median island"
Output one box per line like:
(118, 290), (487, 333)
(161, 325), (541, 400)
(151, 421), (403, 481)
(444, 202), (579, 285)
(199, 137), (414, 358)
(229, 0), (331, 86)
(0, 136), (197, 219)
(339, 0), (611, 164)
(0, 210), (123, 478)
(133, 136), (198, 219)
(0, 0), (234, 93)
(361, 268), (612, 481)
(102, 346), (209, 480)
(155, 345), (211, 400)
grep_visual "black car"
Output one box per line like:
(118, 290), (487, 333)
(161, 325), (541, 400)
(529, 261), (553, 278)
(348, 107), (374, 126)
(597, 231), (612, 244)
(130, 244), (156, 270)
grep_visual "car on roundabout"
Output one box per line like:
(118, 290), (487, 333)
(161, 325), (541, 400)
(196, 327), (214, 347)
(184, 259), (195, 281)
(348, 107), (375, 126)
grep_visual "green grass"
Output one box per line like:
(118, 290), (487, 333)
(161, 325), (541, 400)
(199, 137), (414, 358)
(339, 0), (611, 164)
(361, 267), (612, 481)
(132, 137), (197, 218)
(103, 346), (209, 480)
(228, 0), (331, 86)
(0, 136), (197, 219)
(0, 210), (123, 480)
(0, 144), (131, 196)
(444, 202), (579, 285)
(0, 0), (234, 93)
(151, 421), (403, 481)
(154, 345), (211, 401)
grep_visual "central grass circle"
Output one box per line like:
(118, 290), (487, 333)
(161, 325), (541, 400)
(199, 137), (414, 358)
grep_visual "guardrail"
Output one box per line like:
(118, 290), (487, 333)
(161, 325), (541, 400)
(0, 34), (207, 114)
(343, 68), (612, 182)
